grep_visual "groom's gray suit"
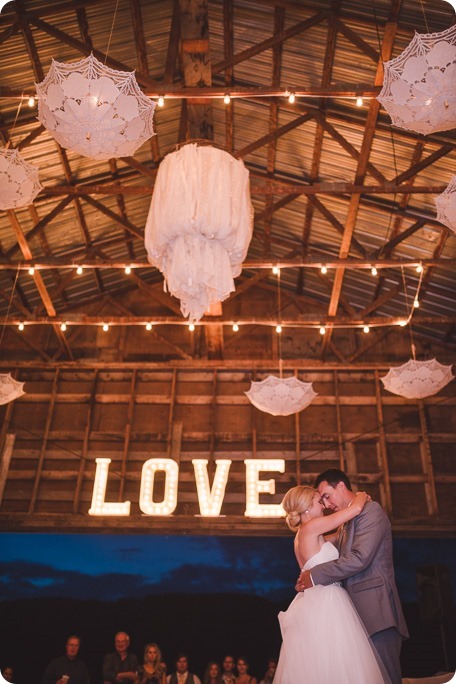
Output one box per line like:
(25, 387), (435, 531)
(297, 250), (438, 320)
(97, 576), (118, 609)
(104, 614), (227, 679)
(310, 500), (408, 684)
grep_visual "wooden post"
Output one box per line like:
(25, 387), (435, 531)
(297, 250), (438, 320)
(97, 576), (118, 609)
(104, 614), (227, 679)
(28, 369), (59, 514)
(334, 370), (346, 470)
(418, 400), (439, 516)
(0, 433), (15, 508)
(294, 369), (301, 484)
(345, 442), (358, 491)
(119, 369), (137, 501)
(209, 369), (217, 464)
(167, 368), (178, 458)
(374, 371), (392, 515)
(73, 369), (98, 513)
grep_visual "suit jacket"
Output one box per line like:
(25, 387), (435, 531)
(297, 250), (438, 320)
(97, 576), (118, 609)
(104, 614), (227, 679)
(310, 500), (409, 639)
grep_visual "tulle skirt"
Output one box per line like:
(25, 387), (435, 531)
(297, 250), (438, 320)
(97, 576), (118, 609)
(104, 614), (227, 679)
(274, 584), (388, 684)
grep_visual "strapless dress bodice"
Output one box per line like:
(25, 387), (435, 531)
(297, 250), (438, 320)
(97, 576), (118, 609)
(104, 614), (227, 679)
(302, 540), (339, 572)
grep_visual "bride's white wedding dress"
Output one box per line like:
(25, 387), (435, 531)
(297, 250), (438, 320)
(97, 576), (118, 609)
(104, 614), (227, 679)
(274, 541), (389, 684)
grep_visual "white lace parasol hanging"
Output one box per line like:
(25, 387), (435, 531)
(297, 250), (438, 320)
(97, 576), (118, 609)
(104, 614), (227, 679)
(145, 143), (254, 321)
(381, 358), (454, 399)
(36, 53), (156, 160)
(435, 175), (456, 234)
(0, 148), (42, 210)
(245, 375), (317, 416)
(377, 24), (456, 135)
(0, 373), (25, 405)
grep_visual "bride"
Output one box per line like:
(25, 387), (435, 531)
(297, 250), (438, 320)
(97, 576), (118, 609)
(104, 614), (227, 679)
(274, 485), (390, 684)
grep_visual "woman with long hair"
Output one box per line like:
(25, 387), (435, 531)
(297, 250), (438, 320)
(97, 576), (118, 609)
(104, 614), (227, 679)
(203, 661), (223, 684)
(137, 643), (166, 684)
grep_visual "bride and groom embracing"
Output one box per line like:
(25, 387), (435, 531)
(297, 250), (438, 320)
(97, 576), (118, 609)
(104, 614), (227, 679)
(274, 468), (409, 684)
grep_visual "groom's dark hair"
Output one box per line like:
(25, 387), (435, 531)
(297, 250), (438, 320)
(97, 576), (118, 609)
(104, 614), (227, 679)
(315, 468), (352, 491)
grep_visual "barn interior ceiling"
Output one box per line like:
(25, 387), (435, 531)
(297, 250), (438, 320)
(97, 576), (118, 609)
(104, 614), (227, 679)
(0, 0), (455, 365)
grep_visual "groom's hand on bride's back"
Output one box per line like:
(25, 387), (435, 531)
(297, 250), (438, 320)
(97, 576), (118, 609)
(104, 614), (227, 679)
(295, 569), (313, 592)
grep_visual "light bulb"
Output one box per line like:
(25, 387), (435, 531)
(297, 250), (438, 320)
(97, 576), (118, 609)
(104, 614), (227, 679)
(102, 323), (109, 332)
(319, 326), (326, 335)
(189, 323), (195, 332)
(272, 266), (280, 275)
(416, 264), (423, 273)
(27, 96), (36, 107)
(276, 324), (282, 334)
(60, 322), (67, 331)
(288, 92), (296, 104)
(398, 320), (407, 327)
(356, 96), (363, 107)
(146, 322), (153, 331)
(363, 325), (370, 334)
(320, 265), (327, 274)
(413, 299), (420, 308)
(371, 266), (378, 276)
(76, 265), (83, 275)
(157, 96), (165, 107)
(18, 322), (24, 331)
(124, 265), (131, 275)
(28, 266), (35, 276)
(232, 323), (239, 332)
(224, 93), (231, 104)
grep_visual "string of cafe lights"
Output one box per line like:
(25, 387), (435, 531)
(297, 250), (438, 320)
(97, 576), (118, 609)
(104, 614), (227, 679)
(4, 261), (426, 335)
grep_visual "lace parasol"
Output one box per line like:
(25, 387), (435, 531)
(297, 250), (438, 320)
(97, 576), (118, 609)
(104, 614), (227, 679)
(381, 358), (454, 399)
(245, 375), (317, 416)
(0, 373), (25, 405)
(435, 175), (456, 234)
(0, 148), (42, 210)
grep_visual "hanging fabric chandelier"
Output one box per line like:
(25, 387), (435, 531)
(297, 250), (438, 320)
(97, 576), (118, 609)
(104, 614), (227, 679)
(0, 373), (25, 405)
(245, 375), (317, 416)
(145, 143), (254, 322)
(381, 358), (453, 399)
(36, 53), (156, 160)
(377, 24), (456, 135)
(435, 175), (456, 234)
(0, 148), (42, 210)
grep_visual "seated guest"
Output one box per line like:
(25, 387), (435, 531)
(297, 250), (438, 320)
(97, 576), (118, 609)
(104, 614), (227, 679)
(235, 657), (256, 684)
(137, 643), (166, 684)
(42, 635), (89, 684)
(221, 656), (235, 684)
(1, 666), (14, 682)
(103, 632), (138, 684)
(203, 661), (222, 684)
(166, 653), (201, 684)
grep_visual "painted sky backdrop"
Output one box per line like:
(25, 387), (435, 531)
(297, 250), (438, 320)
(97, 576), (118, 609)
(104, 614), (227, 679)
(1, 533), (455, 604)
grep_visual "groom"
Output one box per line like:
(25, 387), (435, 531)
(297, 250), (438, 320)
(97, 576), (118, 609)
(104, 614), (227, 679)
(296, 468), (408, 684)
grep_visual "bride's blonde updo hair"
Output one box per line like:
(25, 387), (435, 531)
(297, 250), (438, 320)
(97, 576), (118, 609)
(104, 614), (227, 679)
(281, 485), (316, 532)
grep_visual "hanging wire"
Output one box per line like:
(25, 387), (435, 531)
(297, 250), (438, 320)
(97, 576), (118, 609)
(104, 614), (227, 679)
(419, 0), (430, 33)
(277, 268), (283, 379)
(5, 93), (24, 149)
(104, 0), (121, 64)
(400, 264), (424, 360)
(0, 265), (21, 348)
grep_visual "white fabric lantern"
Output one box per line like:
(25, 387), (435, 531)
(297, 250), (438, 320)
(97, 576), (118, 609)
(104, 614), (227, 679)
(377, 25), (456, 135)
(0, 149), (42, 210)
(245, 375), (317, 416)
(435, 175), (456, 233)
(36, 53), (156, 160)
(381, 358), (453, 399)
(145, 143), (254, 321)
(0, 373), (25, 405)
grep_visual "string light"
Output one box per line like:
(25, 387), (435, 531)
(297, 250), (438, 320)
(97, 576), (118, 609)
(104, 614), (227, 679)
(28, 266), (35, 276)
(398, 320), (407, 327)
(320, 265), (327, 274)
(157, 96), (165, 107)
(363, 325), (370, 333)
(272, 265), (280, 275)
(319, 326), (326, 335)
(416, 263), (423, 273)
(356, 96), (363, 107)
(276, 324), (282, 334)
(60, 322), (67, 331)
(223, 93), (231, 104)
(145, 322), (153, 330)
(287, 91), (296, 104)
(124, 265), (131, 275)
(27, 96), (36, 107)
(18, 322), (24, 331)
(232, 323), (239, 332)
(76, 265), (83, 275)
(371, 266), (378, 276)
(188, 322), (195, 332)
(413, 299), (420, 308)
(102, 323), (109, 332)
